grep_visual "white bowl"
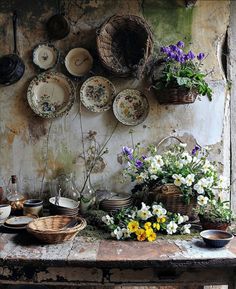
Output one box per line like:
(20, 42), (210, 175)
(0, 204), (11, 222)
(49, 197), (79, 209)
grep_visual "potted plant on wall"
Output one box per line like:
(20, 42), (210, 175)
(146, 41), (213, 104)
(196, 196), (234, 231)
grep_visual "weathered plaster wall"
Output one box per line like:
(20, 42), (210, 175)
(0, 0), (230, 198)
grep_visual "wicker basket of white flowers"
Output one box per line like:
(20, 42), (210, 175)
(121, 136), (228, 221)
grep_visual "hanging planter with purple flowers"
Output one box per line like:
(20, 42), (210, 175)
(147, 41), (213, 105)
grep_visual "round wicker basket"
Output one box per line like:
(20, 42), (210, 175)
(155, 87), (198, 105)
(199, 215), (230, 231)
(27, 215), (86, 244)
(97, 14), (153, 77)
(153, 184), (198, 220)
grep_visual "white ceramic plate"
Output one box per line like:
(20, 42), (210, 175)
(5, 216), (35, 227)
(65, 48), (93, 77)
(80, 76), (116, 112)
(27, 72), (75, 118)
(113, 89), (149, 126)
(33, 43), (59, 70)
(49, 197), (79, 209)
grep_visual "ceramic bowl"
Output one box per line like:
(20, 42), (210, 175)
(49, 197), (79, 209)
(0, 204), (11, 222)
(200, 229), (234, 248)
(23, 199), (43, 217)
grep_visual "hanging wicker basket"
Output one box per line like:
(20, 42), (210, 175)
(153, 184), (198, 220)
(97, 14), (154, 77)
(154, 87), (198, 105)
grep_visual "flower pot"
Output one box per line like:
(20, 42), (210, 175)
(199, 215), (230, 231)
(154, 87), (198, 105)
(152, 184), (198, 220)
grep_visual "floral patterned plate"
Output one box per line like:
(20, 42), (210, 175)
(80, 76), (116, 112)
(27, 72), (75, 118)
(113, 89), (149, 126)
(33, 43), (59, 70)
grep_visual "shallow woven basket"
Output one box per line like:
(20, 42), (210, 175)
(97, 14), (153, 76)
(155, 87), (198, 105)
(27, 215), (87, 244)
(154, 184), (198, 220)
(199, 215), (230, 231)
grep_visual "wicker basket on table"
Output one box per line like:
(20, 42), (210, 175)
(155, 87), (198, 105)
(97, 14), (153, 77)
(27, 215), (87, 244)
(151, 136), (198, 220)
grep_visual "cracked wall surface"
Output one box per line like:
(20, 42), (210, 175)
(0, 0), (231, 197)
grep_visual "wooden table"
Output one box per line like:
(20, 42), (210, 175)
(0, 231), (236, 288)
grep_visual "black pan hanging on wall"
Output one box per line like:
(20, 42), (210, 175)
(46, 0), (70, 40)
(0, 11), (25, 86)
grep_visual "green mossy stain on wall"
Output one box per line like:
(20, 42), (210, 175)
(143, 0), (194, 51)
(55, 144), (76, 174)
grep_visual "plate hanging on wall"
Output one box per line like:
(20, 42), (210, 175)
(65, 48), (93, 77)
(80, 76), (116, 112)
(33, 43), (59, 70)
(27, 71), (75, 118)
(113, 89), (149, 126)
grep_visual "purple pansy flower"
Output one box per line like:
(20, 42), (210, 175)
(170, 44), (178, 52)
(135, 159), (143, 169)
(122, 146), (133, 156)
(177, 41), (185, 48)
(192, 145), (201, 155)
(187, 51), (195, 60)
(167, 51), (176, 59)
(197, 52), (205, 61)
(160, 46), (170, 54)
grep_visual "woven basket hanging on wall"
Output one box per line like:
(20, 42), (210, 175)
(97, 14), (154, 77)
(154, 87), (198, 105)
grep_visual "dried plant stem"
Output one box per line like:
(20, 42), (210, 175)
(79, 121), (119, 195)
(40, 120), (53, 195)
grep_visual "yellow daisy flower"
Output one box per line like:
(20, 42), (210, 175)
(127, 220), (139, 233)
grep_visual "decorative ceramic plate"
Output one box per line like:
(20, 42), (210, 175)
(33, 43), (59, 70)
(5, 216), (35, 227)
(27, 72), (75, 118)
(65, 48), (93, 77)
(3, 224), (27, 230)
(80, 76), (116, 112)
(113, 89), (149, 126)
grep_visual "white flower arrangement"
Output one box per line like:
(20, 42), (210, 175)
(122, 143), (228, 204)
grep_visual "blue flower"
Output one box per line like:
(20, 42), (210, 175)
(170, 45), (178, 52)
(197, 52), (205, 61)
(122, 146), (133, 157)
(192, 145), (201, 155)
(135, 159), (143, 169)
(177, 41), (185, 48)
(187, 51), (195, 60)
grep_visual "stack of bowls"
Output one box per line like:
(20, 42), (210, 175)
(100, 193), (133, 213)
(49, 197), (79, 217)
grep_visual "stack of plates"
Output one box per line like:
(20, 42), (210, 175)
(3, 216), (36, 230)
(49, 197), (79, 217)
(100, 193), (133, 213)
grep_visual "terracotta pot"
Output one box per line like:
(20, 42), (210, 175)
(199, 215), (230, 231)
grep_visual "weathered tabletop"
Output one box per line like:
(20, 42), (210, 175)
(0, 231), (236, 288)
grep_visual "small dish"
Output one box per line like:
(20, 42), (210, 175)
(27, 71), (75, 118)
(49, 197), (79, 209)
(5, 216), (35, 227)
(3, 224), (27, 230)
(200, 229), (234, 248)
(33, 43), (59, 70)
(80, 76), (116, 112)
(65, 48), (93, 77)
(113, 89), (149, 126)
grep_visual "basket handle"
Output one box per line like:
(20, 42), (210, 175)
(156, 136), (183, 150)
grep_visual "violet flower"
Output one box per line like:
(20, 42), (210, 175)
(187, 51), (195, 60)
(135, 159), (143, 169)
(122, 146), (133, 157)
(170, 44), (178, 52)
(192, 145), (201, 155)
(197, 52), (205, 61)
(177, 41), (185, 48)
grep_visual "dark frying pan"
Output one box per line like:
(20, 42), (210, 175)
(46, 0), (70, 40)
(0, 11), (25, 86)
